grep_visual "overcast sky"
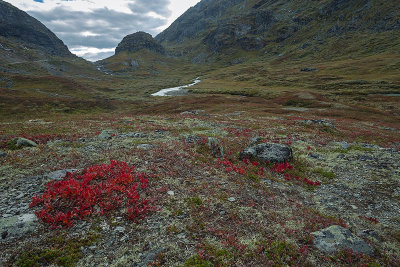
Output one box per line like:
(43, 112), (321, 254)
(6, 0), (201, 61)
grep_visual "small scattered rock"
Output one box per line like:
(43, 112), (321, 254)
(98, 130), (114, 140)
(226, 112), (243, 116)
(358, 155), (374, 161)
(240, 142), (293, 163)
(228, 197), (236, 202)
(1, 231), (8, 239)
(167, 191), (175, 196)
(308, 153), (320, 159)
(340, 141), (351, 150)
(208, 137), (224, 158)
(137, 144), (152, 150)
(0, 151), (7, 158)
(44, 169), (78, 181)
(114, 226), (125, 233)
(177, 233), (186, 239)
(16, 138), (37, 148)
(28, 119), (42, 123)
(184, 135), (202, 144)
(301, 67), (317, 72)
(180, 110), (204, 116)
(358, 229), (379, 239)
(312, 225), (374, 256)
(304, 119), (335, 129)
(123, 132), (147, 138)
(154, 129), (167, 134)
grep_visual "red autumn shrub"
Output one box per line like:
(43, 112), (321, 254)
(30, 160), (153, 228)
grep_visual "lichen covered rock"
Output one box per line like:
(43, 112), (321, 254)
(312, 225), (374, 256)
(239, 142), (292, 163)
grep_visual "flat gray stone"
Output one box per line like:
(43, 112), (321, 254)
(123, 132), (147, 138)
(312, 225), (374, 256)
(0, 213), (38, 240)
(44, 169), (78, 181)
(240, 142), (293, 163)
(98, 130), (114, 140)
(114, 226), (125, 233)
(137, 144), (152, 150)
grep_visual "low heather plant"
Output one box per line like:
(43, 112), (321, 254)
(30, 160), (154, 228)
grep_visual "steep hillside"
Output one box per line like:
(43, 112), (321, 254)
(0, 1), (115, 117)
(0, 0), (102, 78)
(0, 0), (71, 58)
(156, 0), (400, 62)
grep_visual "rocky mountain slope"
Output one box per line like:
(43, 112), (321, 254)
(0, 0), (102, 79)
(156, 0), (400, 61)
(0, 0), (71, 58)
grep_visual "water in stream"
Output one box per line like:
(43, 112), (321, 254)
(151, 77), (201, 96)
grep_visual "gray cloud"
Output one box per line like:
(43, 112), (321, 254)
(128, 0), (172, 17)
(27, 1), (171, 60)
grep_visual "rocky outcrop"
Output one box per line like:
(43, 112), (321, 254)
(0, 0), (71, 56)
(16, 138), (38, 148)
(115, 32), (165, 55)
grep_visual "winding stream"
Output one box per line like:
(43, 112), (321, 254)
(151, 77), (201, 96)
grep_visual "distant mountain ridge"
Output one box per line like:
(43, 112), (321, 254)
(0, 0), (71, 57)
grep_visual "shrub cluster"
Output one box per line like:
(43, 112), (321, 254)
(30, 161), (152, 228)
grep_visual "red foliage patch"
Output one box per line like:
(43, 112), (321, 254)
(30, 161), (154, 228)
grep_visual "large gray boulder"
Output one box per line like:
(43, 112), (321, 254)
(312, 225), (374, 256)
(239, 142), (292, 163)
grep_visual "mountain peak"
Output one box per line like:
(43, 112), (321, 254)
(115, 31), (165, 55)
